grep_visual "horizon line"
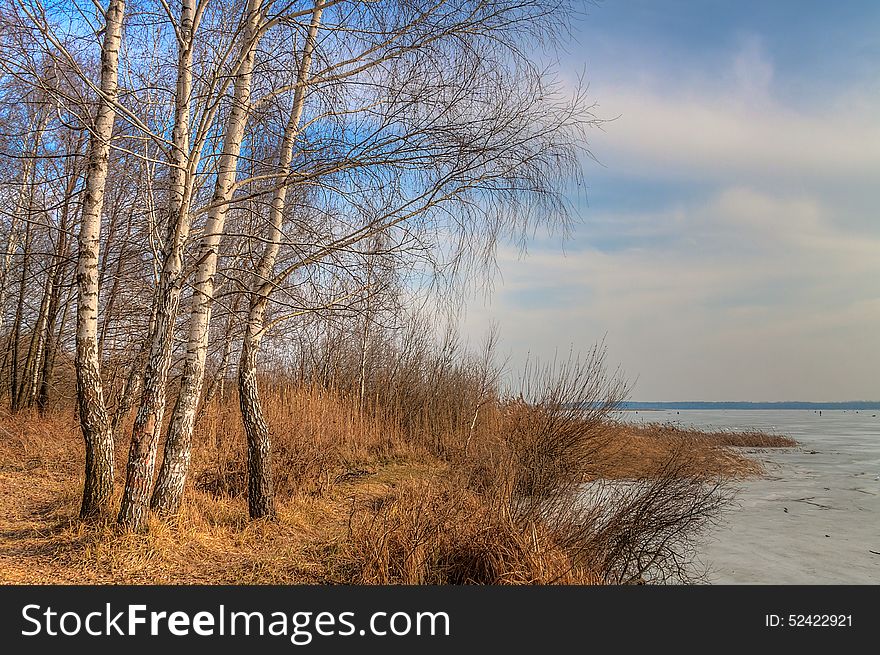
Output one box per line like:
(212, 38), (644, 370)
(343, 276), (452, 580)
(622, 400), (880, 404)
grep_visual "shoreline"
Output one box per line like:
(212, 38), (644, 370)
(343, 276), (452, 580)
(0, 402), (795, 585)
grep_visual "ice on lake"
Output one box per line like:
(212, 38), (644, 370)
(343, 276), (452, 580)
(620, 409), (880, 584)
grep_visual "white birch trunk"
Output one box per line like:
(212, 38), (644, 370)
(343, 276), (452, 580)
(118, 0), (198, 531)
(151, 0), (265, 515)
(76, 0), (125, 519)
(0, 157), (27, 341)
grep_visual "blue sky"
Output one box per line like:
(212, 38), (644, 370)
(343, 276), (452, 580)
(463, 0), (880, 401)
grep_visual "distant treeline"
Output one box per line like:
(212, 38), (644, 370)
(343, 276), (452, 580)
(574, 401), (880, 411)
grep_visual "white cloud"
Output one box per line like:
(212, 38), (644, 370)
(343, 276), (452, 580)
(462, 40), (880, 401)
(730, 34), (775, 101)
(463, 187), (880, 401)
(585, 41), (880, 183)
(591, 92), (880, 182)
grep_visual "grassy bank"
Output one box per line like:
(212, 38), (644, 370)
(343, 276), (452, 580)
(0, 380), (795, 585)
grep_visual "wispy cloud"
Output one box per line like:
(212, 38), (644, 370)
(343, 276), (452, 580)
(465, 185), (879, 400)
(465, 33), (879, 401)
(587, 39), (880, 183)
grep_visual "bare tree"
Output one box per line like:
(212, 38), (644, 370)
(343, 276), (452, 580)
(2, 0), (600, 529)
(117, 0), (203, 530)
(75, 0), (126, 518)
(224, 0), (597, 517)
(236, 0), (324, 519)
(148, 0), (267, 521)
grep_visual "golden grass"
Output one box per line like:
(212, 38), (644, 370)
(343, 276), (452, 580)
(0, 387), (796, 585)
(595, 422), (796, 480)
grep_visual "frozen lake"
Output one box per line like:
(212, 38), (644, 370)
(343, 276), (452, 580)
(620, 409), (880, 584)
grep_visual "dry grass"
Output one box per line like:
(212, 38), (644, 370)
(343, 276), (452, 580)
(345, 477), (601, 584)
(627, 421), (797, 448)
(0, 366), (797, 585)
(595, 422), (795, 480)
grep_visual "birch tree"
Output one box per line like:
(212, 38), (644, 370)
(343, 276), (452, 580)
(227, 0), (596, 517)
(2, 0), (598, 527)
(116, 0), (203, 530)
(237, 1), (324, 519)
(147, 0), (267, 521)
(75, 0), (126, 518)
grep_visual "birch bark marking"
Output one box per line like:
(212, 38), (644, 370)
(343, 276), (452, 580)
(240, 2), (324, 519)
(151, 0), (265, 515)
(118, 0), (198, 531)
(76, 0), (126, 519)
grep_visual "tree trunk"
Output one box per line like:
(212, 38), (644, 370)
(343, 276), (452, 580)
(239, 319), (274, 519)
(76, 0), (126, 519)
(151, 0), (264, 515)
(239, 2), (323, 520)
(0, 108), (46, 373)
(18, 264), (52, 409)
(109, 349), (143, 435)
(197, 296), (240, 420)
(0, 162), (25, 343)
(96, 223), (125, 358)
(8, 134), (44, 413)
(9, 215), (31, 411)
(37, 304), (63, 414)
(118, 0), (197, 531)
(37, 141), (79, 414)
